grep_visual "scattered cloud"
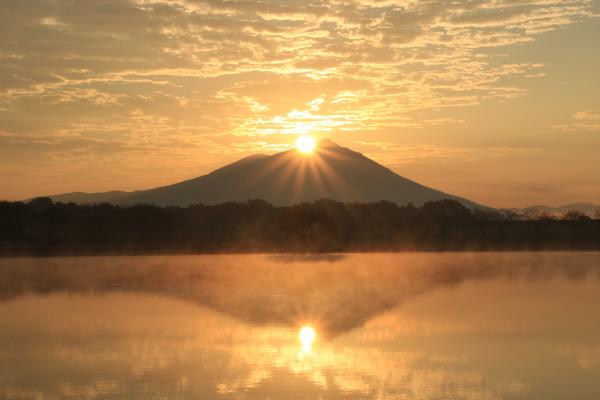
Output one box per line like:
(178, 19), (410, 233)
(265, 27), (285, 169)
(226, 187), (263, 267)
(552, 109), (600, 132)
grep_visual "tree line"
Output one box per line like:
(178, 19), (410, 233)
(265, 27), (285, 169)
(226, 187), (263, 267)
(0, 197), (599, 255)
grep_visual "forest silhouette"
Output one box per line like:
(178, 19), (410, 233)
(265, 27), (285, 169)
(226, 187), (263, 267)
(1, 197), (599, 255)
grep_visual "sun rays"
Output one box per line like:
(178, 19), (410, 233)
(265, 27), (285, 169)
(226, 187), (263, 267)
(215, 137), (367, 206)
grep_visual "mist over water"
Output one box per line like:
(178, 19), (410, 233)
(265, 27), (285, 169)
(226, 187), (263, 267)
(1, 253), (600, 399)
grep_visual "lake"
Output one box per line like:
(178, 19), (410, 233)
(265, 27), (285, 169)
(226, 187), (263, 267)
(1, 252), (600, 399)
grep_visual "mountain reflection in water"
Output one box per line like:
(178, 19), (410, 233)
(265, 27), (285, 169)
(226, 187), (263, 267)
(1, 252), (600, 399)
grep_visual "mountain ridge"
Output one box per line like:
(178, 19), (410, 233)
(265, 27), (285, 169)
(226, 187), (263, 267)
(508, 203), (600, 216)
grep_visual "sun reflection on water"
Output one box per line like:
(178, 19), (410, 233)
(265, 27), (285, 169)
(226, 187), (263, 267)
(299, 325), (316, 351)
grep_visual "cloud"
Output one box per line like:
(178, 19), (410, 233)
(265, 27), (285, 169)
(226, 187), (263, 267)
(552, 109), (600, 132)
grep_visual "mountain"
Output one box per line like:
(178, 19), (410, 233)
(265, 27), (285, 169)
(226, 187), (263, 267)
(44, 140), (484, 208)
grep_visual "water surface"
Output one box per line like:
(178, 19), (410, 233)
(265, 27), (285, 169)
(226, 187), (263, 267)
(1, 252), (600, 399)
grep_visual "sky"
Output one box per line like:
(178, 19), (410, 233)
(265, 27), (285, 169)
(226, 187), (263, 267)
(0, 0), (599, 208)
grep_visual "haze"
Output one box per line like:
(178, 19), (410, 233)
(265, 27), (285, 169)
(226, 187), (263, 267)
(1, 1), (599, 207)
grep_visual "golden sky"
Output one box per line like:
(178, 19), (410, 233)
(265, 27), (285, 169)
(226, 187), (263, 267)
(1, 0), (599, 207)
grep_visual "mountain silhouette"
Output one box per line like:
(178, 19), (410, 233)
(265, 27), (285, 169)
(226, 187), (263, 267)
(47, 139), (483, 208)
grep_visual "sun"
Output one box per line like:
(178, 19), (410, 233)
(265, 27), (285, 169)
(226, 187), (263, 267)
(299, 325), (316, 348)
(296, 136), (316, 154)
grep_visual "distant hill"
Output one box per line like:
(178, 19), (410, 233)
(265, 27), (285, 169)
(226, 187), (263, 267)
(512, 203), (600, 217)
(47, 191), (130, 204)
(43, 140), (484, 208)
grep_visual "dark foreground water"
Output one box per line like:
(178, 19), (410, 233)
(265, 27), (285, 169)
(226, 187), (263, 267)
(1, 253), (600, 400)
